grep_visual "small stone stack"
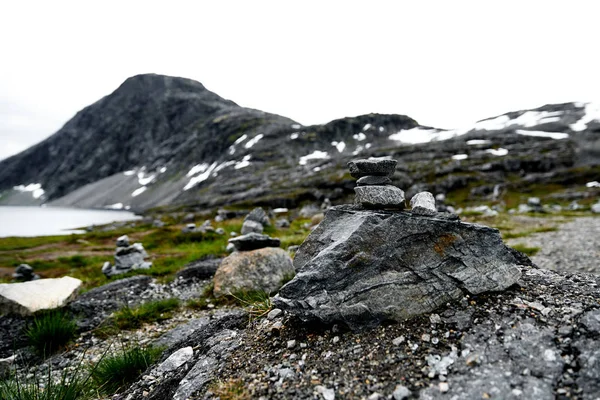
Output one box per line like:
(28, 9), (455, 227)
(241, 207), (270, 235)
(12, 264), (40, 282)
(102, 235), (152, 277)
(349, 159), (405, 209)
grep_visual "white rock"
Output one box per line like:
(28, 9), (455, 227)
(410, 191), (436, 212)
(0, 277), (82, 315)
(154, 347), (193, 374)
(392, 384), (412, 399)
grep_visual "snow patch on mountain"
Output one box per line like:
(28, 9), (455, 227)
(184, 162), (217, 190)
(245, 134), (264, 149)
(570, 103), (600, 131)
(516, 130), (569, 140)
(235, 155), (252, 170)
(299, 151), (329, 166)
(13, 183), (45, 199)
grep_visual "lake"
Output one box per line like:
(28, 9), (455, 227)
(0, 206), (140, 237)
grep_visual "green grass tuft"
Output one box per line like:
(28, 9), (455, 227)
(113, 298), (180, 330)
(511, 244), (541, 257)
(228, 290), (273, 320)
(90, 345), (163, 394)
(25, 309), (78, 356)
(0, 370), (92, 400)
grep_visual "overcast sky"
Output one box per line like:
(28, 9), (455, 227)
(1, 0), (599, 160)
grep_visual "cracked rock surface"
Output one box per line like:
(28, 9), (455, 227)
(275, 205), (525, 330)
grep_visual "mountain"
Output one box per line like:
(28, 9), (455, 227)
(1, 74), (599, 212)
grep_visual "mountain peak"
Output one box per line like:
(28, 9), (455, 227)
(115, 73), (208, 96)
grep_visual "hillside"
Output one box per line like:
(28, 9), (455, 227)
(0, 74), (599, 212)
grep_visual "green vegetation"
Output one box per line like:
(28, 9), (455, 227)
(511, 244), (541, 257)
(25, 310), (78, 356)
(228, 290), (273, 320)
(90, 345), (163, 395)
(113, 298), (180, 330)
(502, 226), (558, 239)
(0, 369), (93, 400)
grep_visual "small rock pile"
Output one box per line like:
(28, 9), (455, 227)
(182, 220), (215, 234)
(213, 212), (294, 297)
(12, 264), (39, 282)
(349, 158), (406, 209)
(241, 207), (270, 235)
(101, 235), (152, 277)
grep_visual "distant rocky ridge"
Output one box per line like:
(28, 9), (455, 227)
(0, 74), (599, 211)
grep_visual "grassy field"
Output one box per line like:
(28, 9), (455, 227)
(1, 207), (597, 290)
(0, 215), (313, 290)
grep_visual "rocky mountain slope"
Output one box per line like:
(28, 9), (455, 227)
(0, 74), (599, 212)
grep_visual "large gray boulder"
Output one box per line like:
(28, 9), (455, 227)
(213, 247), (294, 298)
(274, 205), (524, 330)
(0, 277), (82, 315)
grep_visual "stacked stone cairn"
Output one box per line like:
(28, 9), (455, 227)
(12, 264), (40, 282)
(274, 157), (526, 330)
(349, 158), (406, 209)
(182, 220), (216, 234)
(101, 235), (152, 277)
(213, 207), (294, 297)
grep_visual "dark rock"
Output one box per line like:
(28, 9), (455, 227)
(348, 159), (397, 179)
(228, 233), (280, 252)
(67, 276), (152, 331)
(12, 264), (40, 282)
(175, 258), (222, 281)
(213, 248), (294, 298)
(356, 176), (393, 186)
(354, 186), (406, 209)
(117, 310), (247, 400)
(274, 206), (523, 330)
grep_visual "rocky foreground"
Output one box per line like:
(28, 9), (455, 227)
(1, 159), (600, 399)
(0, 235), (598, 399)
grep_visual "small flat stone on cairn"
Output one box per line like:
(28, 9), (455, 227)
(410, 191), (437, 212)
(228, 233), (280, 252)
(116, 235), (130, 247)
(348, 159), (397, 178)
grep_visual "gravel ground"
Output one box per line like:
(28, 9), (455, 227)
(507, 216), (600, 275)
